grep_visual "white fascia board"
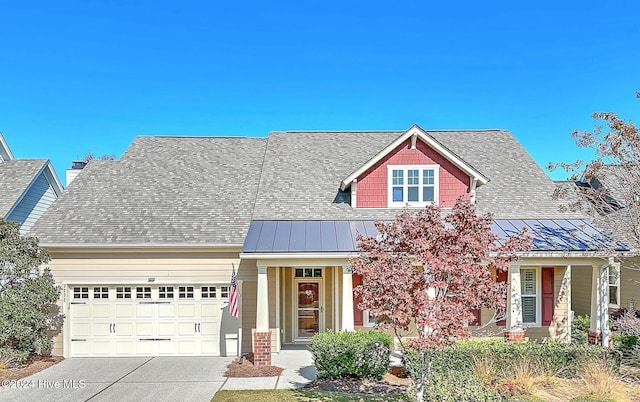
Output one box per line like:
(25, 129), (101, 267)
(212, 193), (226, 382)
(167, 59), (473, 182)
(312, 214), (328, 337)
(339, 124), (489, 191)
(41, 243), (243, 253)
(0, 131), (14, 161)
(241, 252), (357, 260)
(43, 161), (64, 196)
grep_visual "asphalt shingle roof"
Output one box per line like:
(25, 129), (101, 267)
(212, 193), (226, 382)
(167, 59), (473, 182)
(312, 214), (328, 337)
(251, 130), (584, 220)
(29, 137), (267, 245)
(30, 127), (585, 245)
(0, 159), (48, 217)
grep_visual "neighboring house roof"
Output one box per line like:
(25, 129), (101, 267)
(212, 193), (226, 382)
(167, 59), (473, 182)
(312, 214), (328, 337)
(29, 136), (268, 245)
(0, 159), (50, 216)
(557, 164), (640, 250)
(241, 218), (629, 254)
(30, 126), (590, 246)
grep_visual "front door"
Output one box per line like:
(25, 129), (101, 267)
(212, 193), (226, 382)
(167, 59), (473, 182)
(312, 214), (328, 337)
(296, 281), (320, 339)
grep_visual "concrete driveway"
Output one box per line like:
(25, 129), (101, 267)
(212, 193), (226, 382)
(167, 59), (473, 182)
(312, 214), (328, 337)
(0, 356), (234, 402)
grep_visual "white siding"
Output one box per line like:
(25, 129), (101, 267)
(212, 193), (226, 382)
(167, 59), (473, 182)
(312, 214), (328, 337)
(7, 173), (58, 234)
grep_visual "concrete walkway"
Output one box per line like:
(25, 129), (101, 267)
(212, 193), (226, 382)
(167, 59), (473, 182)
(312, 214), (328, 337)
(218, 347), (316, 391)
(0, 350), (315, 402)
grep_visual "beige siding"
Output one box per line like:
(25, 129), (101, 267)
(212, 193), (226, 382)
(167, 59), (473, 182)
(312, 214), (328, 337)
(621, 257), (640, 308)
(324, 267), (334, 332)
(46, 248), (248, 357)
(571, 265), (592, 316)
(238, 259), (257, 354)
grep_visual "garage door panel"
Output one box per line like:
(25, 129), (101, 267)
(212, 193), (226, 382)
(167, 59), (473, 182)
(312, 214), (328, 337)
(92, 340), (112, 356)
(157, 303), (175, 317)
(136, 304), (154, 318)
(71, 322), (92, 337)
(157, 322), (176, 336)
(92, 322), (112, 337)
(115, 340), (136, 355)
(135, 322), (154, 336)
(70, 341), (91, 356)
(115, 323), (134, 336)
(157, 340), (177, 355)
(115, 304), (134, 318)
(136, 341), (154, 355)
(200, 303), (222, 318)
(92, 304), (111, 318)
(177, 304), (196, 317)
(177, 322), (196, 336)
(178, 340), (197, 354)
(71, 304), (90, 318)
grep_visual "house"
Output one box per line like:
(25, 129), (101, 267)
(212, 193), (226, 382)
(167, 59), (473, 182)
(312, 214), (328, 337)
(0, 132), (63, 234)
(28, 125), (628, 365)
(556, 164), (640, 322)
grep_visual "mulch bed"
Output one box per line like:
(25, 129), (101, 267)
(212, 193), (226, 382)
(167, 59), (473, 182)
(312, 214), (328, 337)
(303, 366), (411, 395)
(224, 353), (284, 377)
(0, 355), (64, 381)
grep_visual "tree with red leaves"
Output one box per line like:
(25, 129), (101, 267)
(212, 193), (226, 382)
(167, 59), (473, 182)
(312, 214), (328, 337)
(351, 198), (531, 401)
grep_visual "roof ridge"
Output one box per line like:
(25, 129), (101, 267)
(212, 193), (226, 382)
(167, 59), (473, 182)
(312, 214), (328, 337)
(271, 129), (508, 134)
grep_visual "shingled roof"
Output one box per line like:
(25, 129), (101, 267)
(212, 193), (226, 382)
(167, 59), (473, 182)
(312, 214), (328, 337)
(251, 129), (584, 221)
(0, 159), (49, 217)
(29, 137), (267, 245)
(30, 127), (585, 246)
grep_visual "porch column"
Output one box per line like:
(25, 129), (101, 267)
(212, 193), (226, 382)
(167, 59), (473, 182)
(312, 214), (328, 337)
(342, 265), (355, 331)
(505, 264), (525, 342)
(254, 265), (271, 365)
(589, 262), (610, 347)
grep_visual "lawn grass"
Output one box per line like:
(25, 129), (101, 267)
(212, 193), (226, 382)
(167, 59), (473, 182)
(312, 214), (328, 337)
(211, 389), (409, 401)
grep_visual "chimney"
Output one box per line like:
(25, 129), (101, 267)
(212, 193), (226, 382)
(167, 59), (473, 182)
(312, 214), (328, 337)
(66, 160), (87, 187)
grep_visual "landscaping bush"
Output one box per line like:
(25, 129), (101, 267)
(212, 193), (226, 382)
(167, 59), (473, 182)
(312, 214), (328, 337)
(403, 338), (619, 401)
(310, 330), (392, 380)
(420, 369), (502, 402)
(572, 315), (591, 345)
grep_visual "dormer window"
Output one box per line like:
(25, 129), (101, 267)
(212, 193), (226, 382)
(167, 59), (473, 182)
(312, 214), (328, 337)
(388, 165), (439, 207)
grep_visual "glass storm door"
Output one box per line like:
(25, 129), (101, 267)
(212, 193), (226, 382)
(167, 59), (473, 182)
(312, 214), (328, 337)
(297, 282), (320, 338)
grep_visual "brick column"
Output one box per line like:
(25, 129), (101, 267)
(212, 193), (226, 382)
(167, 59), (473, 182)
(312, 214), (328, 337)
(503, 329), (526, 342)
(253, 331), (272, 366)
(588, 330), (601, 345)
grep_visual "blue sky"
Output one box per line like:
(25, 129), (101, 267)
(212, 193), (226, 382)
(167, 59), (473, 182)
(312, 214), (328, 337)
(1, 1), (638, 184)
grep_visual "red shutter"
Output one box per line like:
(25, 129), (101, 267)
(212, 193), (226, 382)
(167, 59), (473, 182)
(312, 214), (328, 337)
(496, 269), (508, 326)
(542, 267), (554, 326)
(352, 274), (363, 326)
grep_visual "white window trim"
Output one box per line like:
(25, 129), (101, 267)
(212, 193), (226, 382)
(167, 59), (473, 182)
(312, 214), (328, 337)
(362, 310), (377, 327)
(387, 164), (439, 208)
(520, 267), (542, 326)
(608, 263), (621, 308)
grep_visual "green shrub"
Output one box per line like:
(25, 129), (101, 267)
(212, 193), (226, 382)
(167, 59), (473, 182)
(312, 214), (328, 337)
(0, 346), (28, 366)
(421, 369), (502, 402)
(572, 315), (591, 345)
(310, 330), (392, 380)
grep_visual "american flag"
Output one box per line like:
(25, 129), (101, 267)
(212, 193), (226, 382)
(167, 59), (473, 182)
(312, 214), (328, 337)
(229, 264), (239, 319)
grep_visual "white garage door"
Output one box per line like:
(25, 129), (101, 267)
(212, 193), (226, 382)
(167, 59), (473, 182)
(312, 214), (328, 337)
(68, 284), (231, 357)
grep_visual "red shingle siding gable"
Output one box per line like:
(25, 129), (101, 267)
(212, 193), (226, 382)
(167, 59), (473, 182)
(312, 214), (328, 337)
(355, 139), (470, 208)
